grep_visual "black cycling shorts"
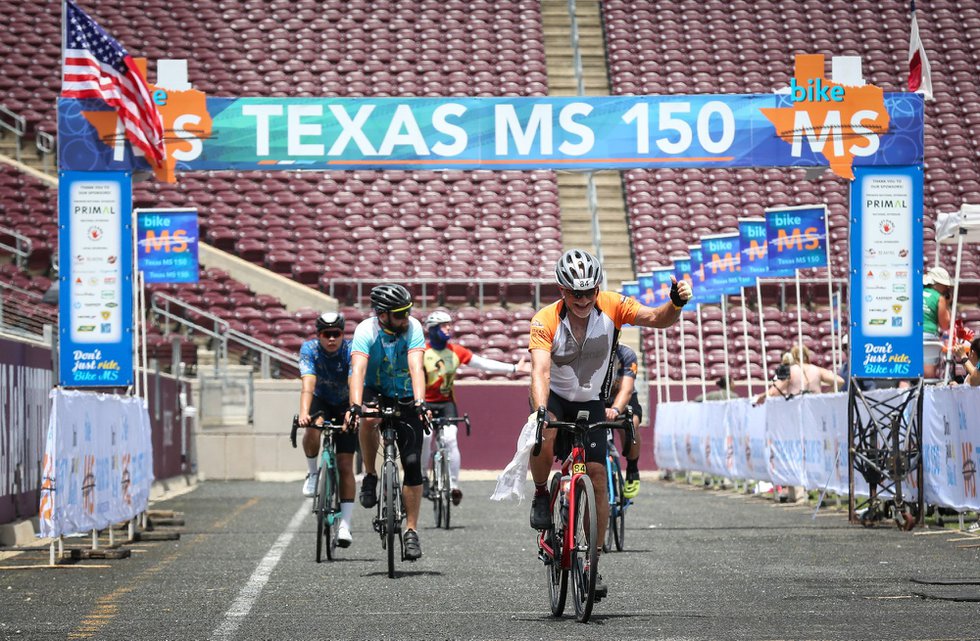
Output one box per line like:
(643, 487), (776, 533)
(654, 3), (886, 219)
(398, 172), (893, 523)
(309, 396), (357, 454)
(545, 392), (607, 466)
(364, 388), (425, 486)
(605, 392), (643, 423)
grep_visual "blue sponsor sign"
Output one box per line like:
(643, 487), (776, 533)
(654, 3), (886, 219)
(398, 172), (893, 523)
(650, 267), (675, 306)
(621, 280), (640, 301)
(136, 208), (199, 283)
(701, 234), (744, 295)
(58, 171), (134, 387)
(637, 273), (656, 306)
(58, 92), (924, 174)
(765, 205), (829, 272)
(689, 246), (722, 305)
(672, 256), (692, 286)
(849, 166), (923, 378)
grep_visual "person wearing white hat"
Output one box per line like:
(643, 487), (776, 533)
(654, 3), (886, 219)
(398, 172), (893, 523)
(923, 266), (952, 379)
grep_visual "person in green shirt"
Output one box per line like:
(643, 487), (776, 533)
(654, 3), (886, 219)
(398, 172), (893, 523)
(923, 266), (952, 379)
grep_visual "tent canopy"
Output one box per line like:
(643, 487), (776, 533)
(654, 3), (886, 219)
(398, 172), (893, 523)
(936, 204), (980, 244)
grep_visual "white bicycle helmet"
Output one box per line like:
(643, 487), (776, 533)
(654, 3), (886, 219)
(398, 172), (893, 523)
(425, 310), (453, 328)
(555, 249), (602, 290)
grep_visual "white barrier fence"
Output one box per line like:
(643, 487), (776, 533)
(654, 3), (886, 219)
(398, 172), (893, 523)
(654, 387), (980, 511)
(38, 389), (154, 538)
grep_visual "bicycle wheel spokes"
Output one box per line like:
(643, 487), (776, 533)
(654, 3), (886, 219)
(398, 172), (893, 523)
(384, 460), (398, 579)
(441, 453), (452, 530)
(431, 455), (443, 528)
(546, 472), (568, 617)
(571, 475), (598, 623)
(613, 469), (626, 552)
(315, 464), (329, 563)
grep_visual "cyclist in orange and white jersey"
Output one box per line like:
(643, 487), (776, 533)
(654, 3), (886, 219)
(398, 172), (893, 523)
(527, 249), (692, 599)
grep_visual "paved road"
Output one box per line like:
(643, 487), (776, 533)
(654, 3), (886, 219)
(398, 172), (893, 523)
(1, 478), (978, 640)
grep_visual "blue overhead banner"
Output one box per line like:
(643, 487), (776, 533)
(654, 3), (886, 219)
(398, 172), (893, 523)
(765, 205), (829, 272)
(58, 171), (134, 387)
(136, 208), (200, 283)
(58, 92), (924, 178)
(849, 165), (923, 378)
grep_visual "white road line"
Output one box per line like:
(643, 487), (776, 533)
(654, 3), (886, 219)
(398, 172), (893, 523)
(210, 501), (309, 641)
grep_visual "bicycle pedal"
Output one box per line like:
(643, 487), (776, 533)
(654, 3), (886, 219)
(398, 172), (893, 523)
(537, 550), (552, 565)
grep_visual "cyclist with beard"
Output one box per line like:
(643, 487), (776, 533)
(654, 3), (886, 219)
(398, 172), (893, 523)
(420, 309), (532, 505)
(346, 284), (431, 561)
(527, 249), (691, 599)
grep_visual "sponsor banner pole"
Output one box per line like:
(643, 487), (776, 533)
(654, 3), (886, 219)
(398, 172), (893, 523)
(653, 328), (663, 404)
(824, 208), (839, 391)
(720, 296), (732, 397)
(757, 279), (769, 380)
(740, 293), (754, 396)
(660, 328), (671, 402)
(943, 231), (965, 383)
(131, 203), (140, 397)
(795, 268), (804, 368)
(695, 304), (707, 399)
(679, 311), (689, 401)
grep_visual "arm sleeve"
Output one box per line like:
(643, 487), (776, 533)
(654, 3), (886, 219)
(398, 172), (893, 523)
(407, 318), (426, 352)
(528, 305), (558, 352)
(451, 343), (473, 365)
(617, 345), (638, 378)
(468, 353), (516, 373)
(599, 291), (640, 327)
(350, 321), (373, 357)
(298, 341), (317, 377)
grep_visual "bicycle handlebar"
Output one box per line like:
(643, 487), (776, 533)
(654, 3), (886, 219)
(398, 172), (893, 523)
(432, 414), (471, 436)
(290, 410), (333, 448)
(360, 405), (432, 435)
(531, 407), (635, 457)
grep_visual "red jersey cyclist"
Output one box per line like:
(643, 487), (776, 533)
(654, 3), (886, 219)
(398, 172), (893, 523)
(421, 309), (532, 505)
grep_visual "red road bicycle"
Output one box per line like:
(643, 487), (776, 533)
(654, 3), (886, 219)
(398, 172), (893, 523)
(532, 408), (634, 623)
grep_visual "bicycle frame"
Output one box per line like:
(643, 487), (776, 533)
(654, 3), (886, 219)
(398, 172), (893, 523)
(538, 440), (589, 569)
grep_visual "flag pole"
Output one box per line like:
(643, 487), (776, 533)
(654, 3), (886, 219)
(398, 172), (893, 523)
(740, 290), (753, 396)
(695, 303), (707, 399)
(823, 207), (839, 391)
(757, 278), (769, 382)
(679, 309), (689, 401)
(720, 296), (732, 399)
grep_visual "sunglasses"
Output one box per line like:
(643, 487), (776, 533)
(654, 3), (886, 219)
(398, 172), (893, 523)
(563, 287), (598, 300)
(319, 330), (343, 338)
(389, 309), (410, 319)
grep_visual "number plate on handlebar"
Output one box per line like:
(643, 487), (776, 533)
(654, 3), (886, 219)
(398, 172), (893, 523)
(572, 463), (587, 475)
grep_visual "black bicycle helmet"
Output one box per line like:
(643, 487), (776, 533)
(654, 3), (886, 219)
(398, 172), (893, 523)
(370, 283), (413, 312)
(315, 311), (345, 332)
(555, 249), (602, 290)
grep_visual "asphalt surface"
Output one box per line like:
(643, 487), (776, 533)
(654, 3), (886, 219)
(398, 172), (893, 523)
(1, 478), (979, 641)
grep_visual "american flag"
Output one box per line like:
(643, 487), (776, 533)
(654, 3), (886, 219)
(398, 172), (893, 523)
(61, 0), (166, 166)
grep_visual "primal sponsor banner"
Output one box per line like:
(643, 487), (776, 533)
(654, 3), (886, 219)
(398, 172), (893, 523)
(38, 389), (154, 538)
(136, 208), (199, 283)
(653, 388), (979, 510)
(765, 205), (829, 272)
(58, 171), (134, 387)
(849, 165), (924, 378)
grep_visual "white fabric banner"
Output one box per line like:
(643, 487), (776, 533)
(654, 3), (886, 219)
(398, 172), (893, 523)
(654, 388), (980, 511)
(38, 389), (154, 538)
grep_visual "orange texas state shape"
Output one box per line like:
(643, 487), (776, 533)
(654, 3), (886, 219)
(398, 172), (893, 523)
(760, 53), (889, 181)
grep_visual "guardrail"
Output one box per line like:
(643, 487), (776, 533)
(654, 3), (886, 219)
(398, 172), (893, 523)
(0, 104), (27, 163)
(0, 281), (55, 339)
(35, 130), (55, 173)
(0, 225), (32, 268)
(327, 277), (559, 309)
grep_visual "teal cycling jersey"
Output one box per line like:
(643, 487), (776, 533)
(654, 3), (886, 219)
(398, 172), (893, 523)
(350, 316), (425, 399)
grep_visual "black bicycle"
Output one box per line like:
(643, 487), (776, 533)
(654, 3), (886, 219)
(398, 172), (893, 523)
(361, 398), (430, 578)
(290, 411), (345, 562)
(427, 414), (470, 529)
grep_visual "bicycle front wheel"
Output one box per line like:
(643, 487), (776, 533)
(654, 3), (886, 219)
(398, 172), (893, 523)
(440, 452), (452, 530)
(570, 474), (598, 623)
(383, 460), (398, 579)
(546, 472), (568, 617)
(315, 463), (329, 563)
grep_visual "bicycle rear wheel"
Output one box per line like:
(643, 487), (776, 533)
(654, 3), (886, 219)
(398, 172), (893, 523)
(570, 475), (598, 623)
(383, 460), (398, 579)
(603, 458), (617, 553)
(440, 452), (452, 530)
(546, 472), (568, 617)
(315, 463), (329, 563)
(612, 467), (626, 552)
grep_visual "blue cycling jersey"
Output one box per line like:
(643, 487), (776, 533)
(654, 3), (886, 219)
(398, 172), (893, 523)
(298, 338), (352, 406)
(350, 316), (425, 399)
